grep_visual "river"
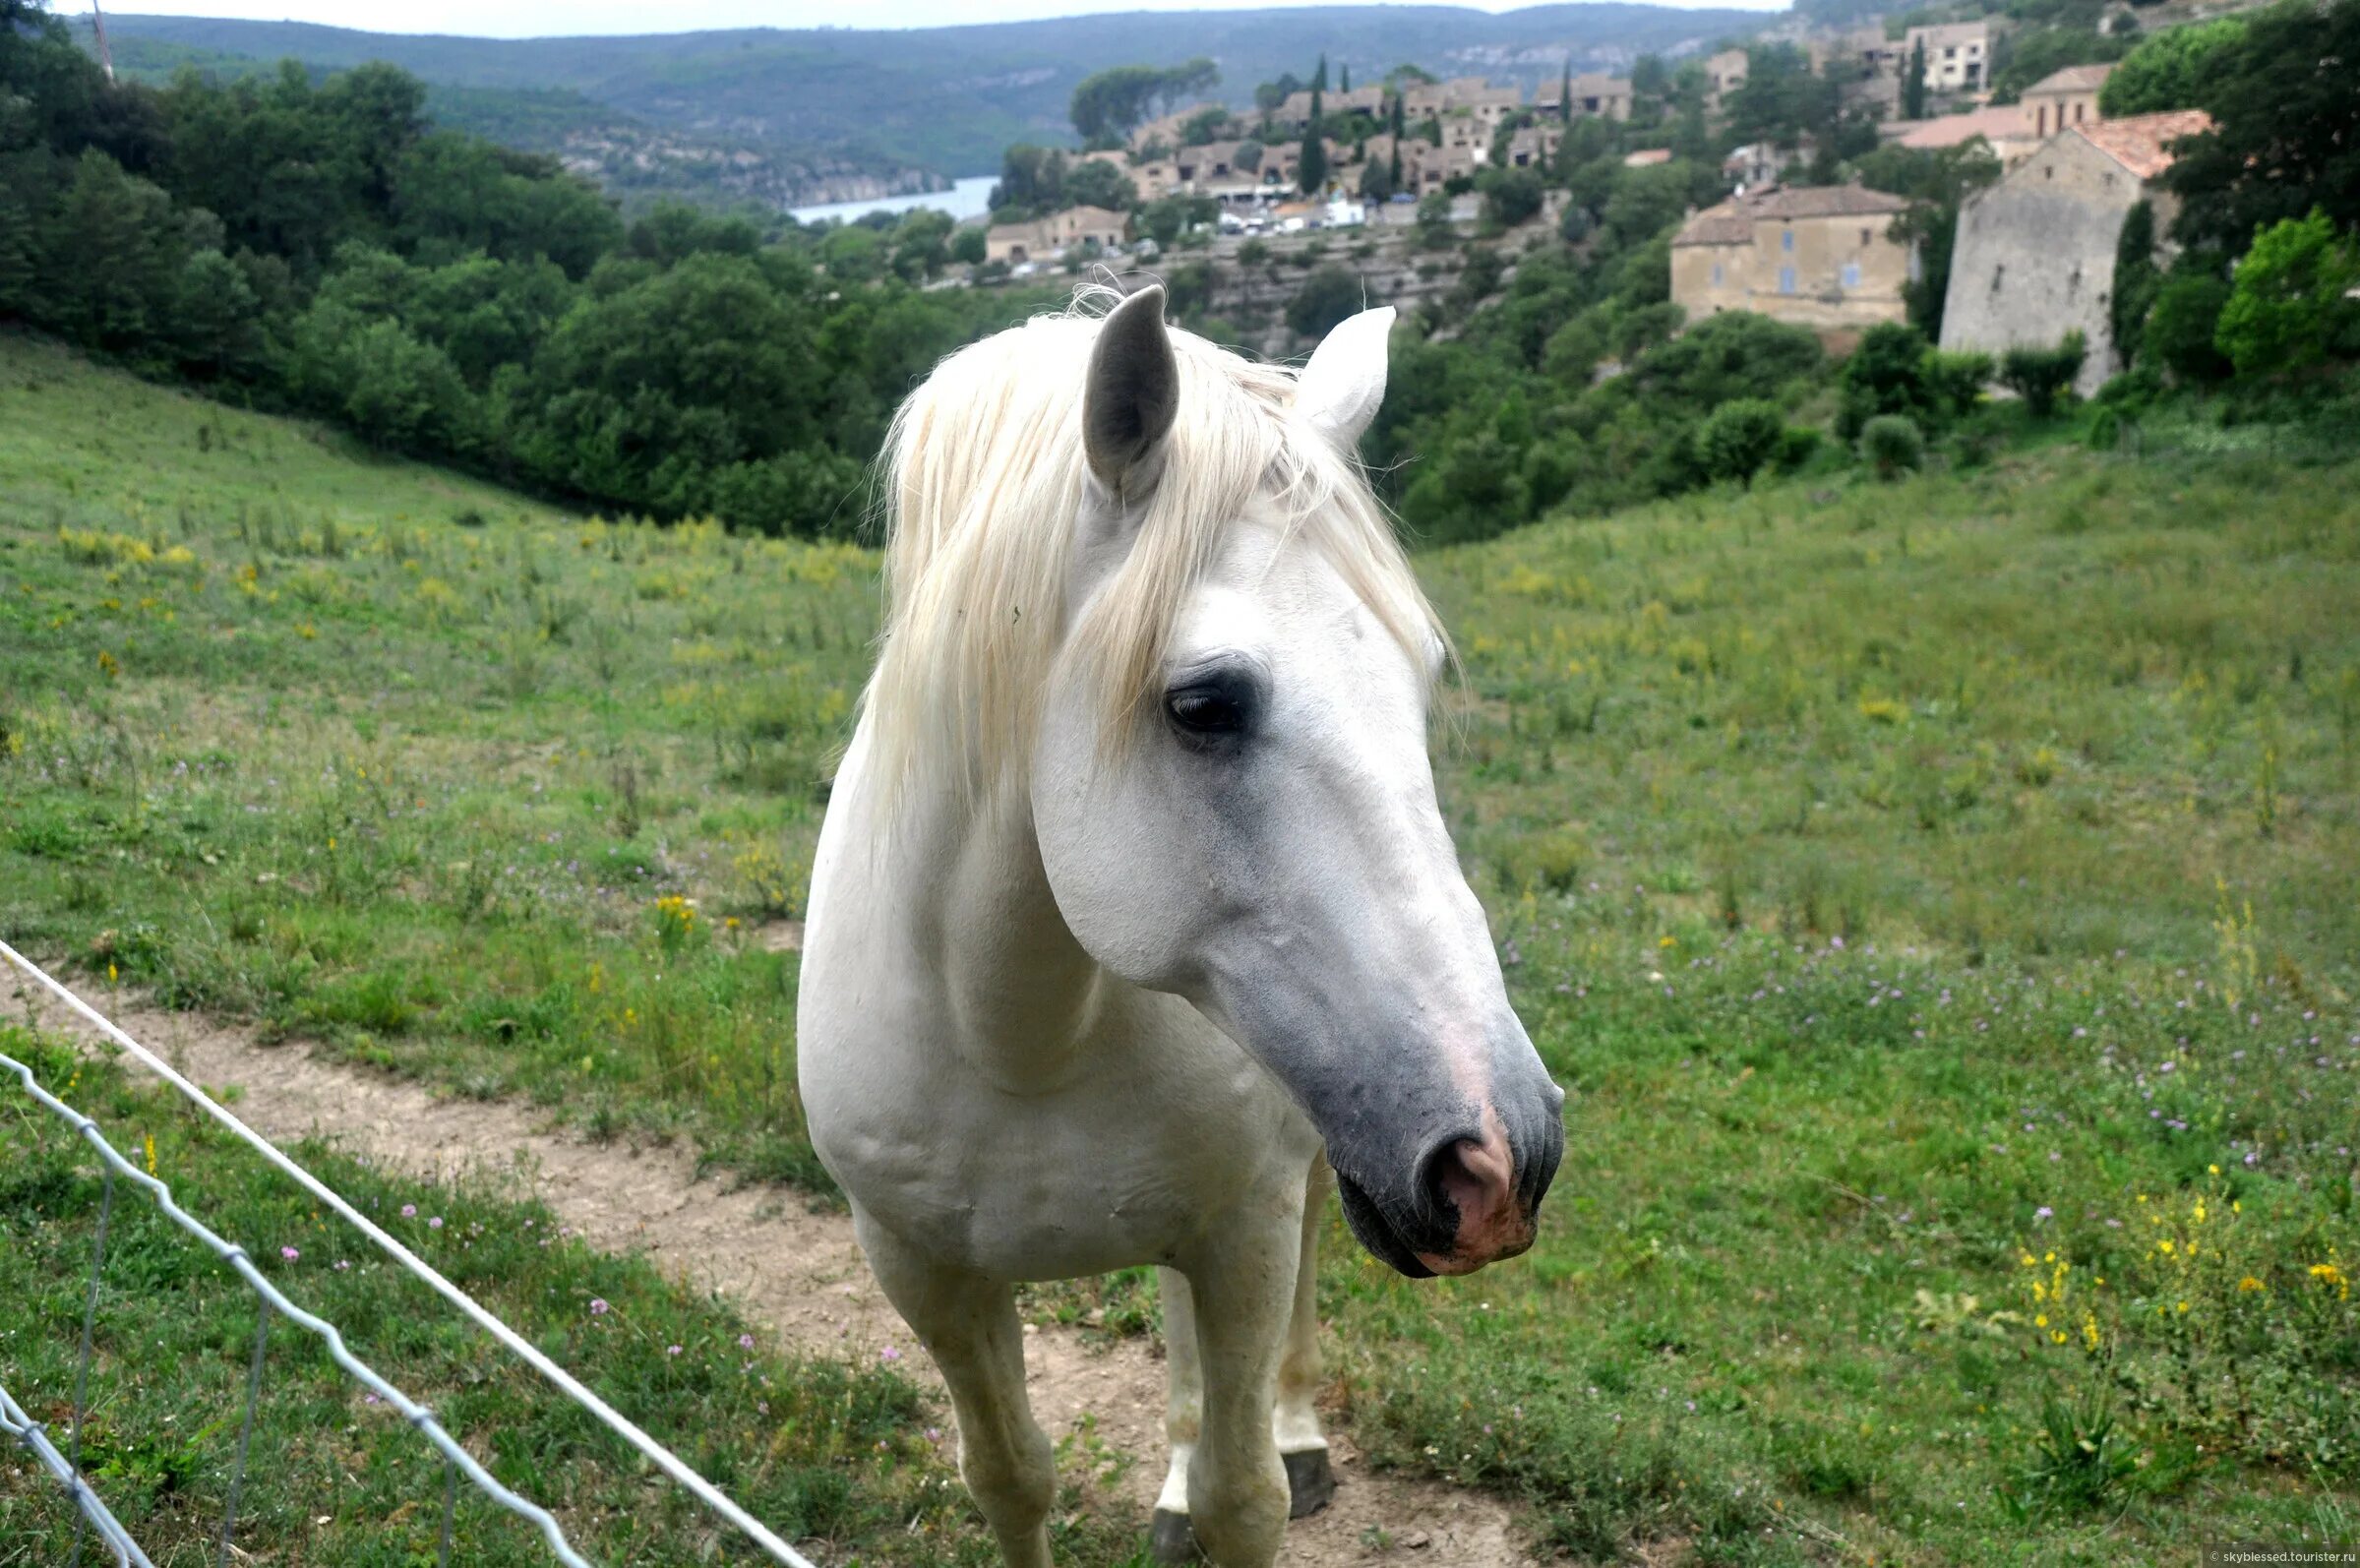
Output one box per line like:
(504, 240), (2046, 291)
(789, 175), (999, 227)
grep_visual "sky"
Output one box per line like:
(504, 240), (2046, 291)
(66, 0), (1785, 40)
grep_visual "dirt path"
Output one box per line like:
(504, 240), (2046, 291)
(14, 980), (1534, 1567)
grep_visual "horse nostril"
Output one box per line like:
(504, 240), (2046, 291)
(1421, 1134), (1511, 1235)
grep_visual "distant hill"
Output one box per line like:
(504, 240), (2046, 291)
(99, 5), (1772, 205)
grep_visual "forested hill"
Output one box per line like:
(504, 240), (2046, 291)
(99, 5), (1768, 180)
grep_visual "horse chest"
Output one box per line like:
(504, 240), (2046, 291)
(809, 1014), (1315, 1281)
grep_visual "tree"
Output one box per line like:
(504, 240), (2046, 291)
(1698, 398), (1784, 487)
(1838, 321), (1933, 437)
(1559, 58), (1573, 126)
(2110, 200), (2161, 365)
(1070, 59), (1219, 142)
(2212, 209), (2360, 379)
(1360, 151), (1395, 203)
(1063, 158), (1138, 211)
(1287, 265), (1363, 338)
(2143, 270), (2232, 382)
(1341, 63), (1351, 92)
(950, 225), (987, 266)
(1299, 86), (1327, 194)
(1313, 54), (1329, 93)
(1903, 38), (1927, 120)
(1480, 166), (1544, 228)
(2100, 17), (2245, 116)
(1999, 331), (2087, 415)
(2168, 0), (2360, 251)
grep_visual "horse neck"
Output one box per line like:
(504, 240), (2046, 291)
(884, 762), (1109, 1088)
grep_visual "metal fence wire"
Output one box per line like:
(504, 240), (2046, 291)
(0, 937), (822, 1568)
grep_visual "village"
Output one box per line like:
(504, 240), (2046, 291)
(960, 9), (2239, 392)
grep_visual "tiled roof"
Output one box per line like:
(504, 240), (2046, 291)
(1673, 183), (1913, 246)
(2025, 62), (2117, 94)
(2075, 109), (2214, 180)
(1893, 104), (2033, 150)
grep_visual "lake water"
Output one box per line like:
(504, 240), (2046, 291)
(790, 175), (998, 227)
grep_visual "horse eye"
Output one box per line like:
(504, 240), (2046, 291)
(1166, 686), (1246, 736)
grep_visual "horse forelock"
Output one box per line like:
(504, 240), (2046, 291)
(860, 292), (1438, 808)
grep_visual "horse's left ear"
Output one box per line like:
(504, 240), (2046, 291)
(1084, 284), (1179, 498)
(1296, 305), (1395, 452)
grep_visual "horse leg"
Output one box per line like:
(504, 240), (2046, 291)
(1180, 1208), (1301, 1568)
(1146, 1266), (1205, 1563)
(1273, 1153), (1336, 1518)
(858, 1220), (1056, 1568)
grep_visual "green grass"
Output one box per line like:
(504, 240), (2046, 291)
(3, 331), (2356, 1563)
(0, 1026), (1145, 1565)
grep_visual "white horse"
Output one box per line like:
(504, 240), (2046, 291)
(798, 286), (1564, 1568)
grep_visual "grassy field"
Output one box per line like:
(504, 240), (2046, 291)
(0, 1027), (1141, 1566)
(2, 329), (2356, 1564)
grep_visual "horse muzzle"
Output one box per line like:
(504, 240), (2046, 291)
(1331, 1078), (1565, 1280)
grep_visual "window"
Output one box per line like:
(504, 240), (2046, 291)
(1782, 227), (1795, 253)
(1780, 266), (1796, 294)
(1842, 262), (1861, 288)
(1860, 227), (1872, 247)
(1711, 262), (1725, 287)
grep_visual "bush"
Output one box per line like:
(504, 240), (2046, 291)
(1481, 167), (1546, 229)
(1999, 331), (2087, 417)
(1859, 414), (1924, 479)
(1774, 425), (1825, 475)
(1286, 265), (1366, 339)
(2144, 271), (2233, 383)
(1237, 238), (1270, 265)
(1838, 322), (1933, 439)
(2212, 209), (2360, 381)
(1698, 398), (1785, 489)
(1922, 349), (1993, 419)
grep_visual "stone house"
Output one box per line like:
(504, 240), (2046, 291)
(1905, 21), (1993, 91)
(1881, 103), (2040, 164)
(985, 205), (1132, 265)
(1940, 109), (2212, 394)
(1128, 101), (1224, 154)
(2022, 63), (2114, 139)
(1362, 136), (1478, 196)
(1131, 158), (1180, 201)
(1273, 85), (1384, 134)
(1811, 28), (1902, 77)
(1705, 48), (1751, 109)
(1561, 72), (1633, 120)
(1671, 183), (1918, 331)
(1505, 124), (1563, 169)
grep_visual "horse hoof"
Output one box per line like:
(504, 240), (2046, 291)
(1147, 1508), (1203, 1563)
(1285, 1447), (1337, 1519)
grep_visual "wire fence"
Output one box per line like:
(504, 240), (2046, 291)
(0, 937), (823, 1568)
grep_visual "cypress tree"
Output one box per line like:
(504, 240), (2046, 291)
(1301, 84), (1328, 193)
(1904, 38), (1928, 119)
(1559, 58), (1573, 125)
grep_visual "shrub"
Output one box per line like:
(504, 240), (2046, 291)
(1774, 424), (1825, 475)
(1923, 349), (1993, 419)
(1237, 238), (1269, 265)
(1859, 414), (1924, 479)
(1481, 167), (1546, 229)
(1285, 265), (1366, 339)
(1697, 398), (1785, 489)
(2212, 209), (2360, 381)
(2000, 331), (2087, 417)
(1838, 322), (1933, 439)
(2144, 271), (2233, 383)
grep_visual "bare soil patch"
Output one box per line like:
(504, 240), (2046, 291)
(14, 979), (1535, 1567)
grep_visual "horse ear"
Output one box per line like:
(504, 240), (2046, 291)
(1296, 305), (1395, 452)
(1083, 284), (1179, 497)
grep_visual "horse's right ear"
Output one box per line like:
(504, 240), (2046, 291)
(1083, 285), (1179, 500)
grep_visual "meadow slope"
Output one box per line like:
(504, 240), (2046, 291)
(2, 332), (2355, 1563)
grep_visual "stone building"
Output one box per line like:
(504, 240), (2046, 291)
(1504, 124), (1563, 169)
(985, 205), (1132, 265)
(2022, 63), (2115, 139)
(1940, 110), (2212, 395)
(1705, 48), (1751, 109)
(1671, 183), (1918, 331)
(1272, 85), (1384, 134)
(1881, 103), (2040, 164)
(1905, 21), (1993, 91)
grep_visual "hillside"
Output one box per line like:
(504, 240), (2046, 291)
(99, 4), (1767, 192)
(5, 329), (2356, 1562)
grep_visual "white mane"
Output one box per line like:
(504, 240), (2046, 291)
(863, 295), (1438, 801)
